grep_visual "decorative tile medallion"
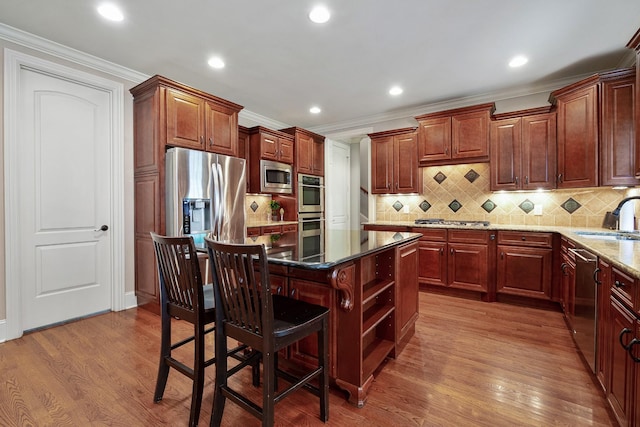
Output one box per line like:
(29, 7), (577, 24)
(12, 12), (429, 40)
(392, 201), (404, 212)
(464, 169), (480, 183)
(481, 199), (496, 213)
(250, 201), (259, 212)
(419, 200), (432, 212)
(561, 198), (582, 214)
(519, 199), (535, 214)
(433, 171), (447, 184)
(448, 199), (462, 212)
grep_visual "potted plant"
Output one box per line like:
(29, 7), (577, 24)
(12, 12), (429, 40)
(269, 200), (281, 221)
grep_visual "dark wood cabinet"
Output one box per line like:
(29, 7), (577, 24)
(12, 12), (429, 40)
(448, 236), (489, 293)
(496, 231), (554, 300)
(247, 126), (294, 165)
(238, 125), (250, 191)
(411, 228), (448, 288)
(281, 127), (325, 176)
(415, 103), (495, 166)
(608, 296), (635, 427)
(369, 128), (421, 194)
(596, 258), (611, 392)
(550, 76), (599, 188)
(130, 75), (242, 308)
(627, 29), (640, 179)
(490, 108), (557, 191)
(396, 241), (419, 348)
(600, 68), (638, 187)
(559, 238), (576, 328)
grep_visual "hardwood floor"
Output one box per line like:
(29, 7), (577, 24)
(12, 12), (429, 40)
(0, 292), (616, 426)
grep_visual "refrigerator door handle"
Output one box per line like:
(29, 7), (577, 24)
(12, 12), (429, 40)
(216, 162), (225, 239)
(211, 161), (221, 240)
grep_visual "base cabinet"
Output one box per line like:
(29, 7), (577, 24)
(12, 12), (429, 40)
(496, 231), (554, 300)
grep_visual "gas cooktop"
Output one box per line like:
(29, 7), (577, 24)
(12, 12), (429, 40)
(414, 218), (490, 227)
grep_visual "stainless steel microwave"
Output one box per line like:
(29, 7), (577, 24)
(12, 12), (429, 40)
(260, 159), (293, 194)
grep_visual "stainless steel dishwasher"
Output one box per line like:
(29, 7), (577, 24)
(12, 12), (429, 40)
(571, 247), (598, 372)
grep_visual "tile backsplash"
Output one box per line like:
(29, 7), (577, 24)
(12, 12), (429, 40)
(375, 163), (640, 228)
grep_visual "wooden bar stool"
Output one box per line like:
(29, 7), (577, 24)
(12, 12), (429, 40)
(206, 239), (329, 427)
(151, 233), (247, 427)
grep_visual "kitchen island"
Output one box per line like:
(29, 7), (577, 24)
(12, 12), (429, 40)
(246, 228), (421, 407)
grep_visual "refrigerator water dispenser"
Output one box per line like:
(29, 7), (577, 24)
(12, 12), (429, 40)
(182, 198), (211, 235)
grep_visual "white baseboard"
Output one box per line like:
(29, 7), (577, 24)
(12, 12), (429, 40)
(0, 319), (6, 343)
(124, 291), (138, 310)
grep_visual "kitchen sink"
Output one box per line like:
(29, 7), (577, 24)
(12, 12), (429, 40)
(573, 230), (640, 241)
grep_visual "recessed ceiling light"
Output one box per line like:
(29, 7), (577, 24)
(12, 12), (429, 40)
(207, 57), (225, 69)
(97, 3), (124, 22)
(309, 6), (331, 23)
(389, 86), (403, 96)
(509, 55), (528, 68)
(310, 106), (322, 114)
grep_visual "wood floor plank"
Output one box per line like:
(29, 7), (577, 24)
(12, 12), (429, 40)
(0, 292), (616, 426)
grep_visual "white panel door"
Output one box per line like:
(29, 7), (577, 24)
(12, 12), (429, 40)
(18, 68), (112, 330)
(326, 139), (350, 229)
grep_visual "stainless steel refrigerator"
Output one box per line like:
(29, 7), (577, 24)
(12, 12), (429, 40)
(165, 147), (246, 246)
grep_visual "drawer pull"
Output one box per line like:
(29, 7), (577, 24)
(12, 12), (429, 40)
(593, 268), (601, 285)
(620, 328), (633, 350)
(614, 280), (626, 288)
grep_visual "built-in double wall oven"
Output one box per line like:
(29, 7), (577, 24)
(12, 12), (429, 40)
(298, 173), (325, 259)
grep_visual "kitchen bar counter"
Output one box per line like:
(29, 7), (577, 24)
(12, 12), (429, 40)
(365, 221), (640, 279)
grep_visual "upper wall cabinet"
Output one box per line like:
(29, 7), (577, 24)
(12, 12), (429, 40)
(599, 68), (637, 187)
(132, 75), (243, 157)
(490, 107), (557, 191)
(247, 126), (294, 164)
(369, 127), (421, 194)
(627, 29), (640, 179)
(281, 127), (325, 176)
(550, 68), (638, 188)
(415, 103), (495, 166)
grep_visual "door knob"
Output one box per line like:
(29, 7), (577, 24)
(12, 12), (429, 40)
(95, 225), (109, 232)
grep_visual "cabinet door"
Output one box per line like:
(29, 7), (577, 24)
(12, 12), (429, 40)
(560, 253), (576, 329)
(522, 113), (557, 190)
(447, 242), (488, 292)
(397, 241), (419, 341)
(490, 118), (521, 191)
(452, 110), (490, 160)
(394, 132), (420, 193)
(288, 279), (334, 368)
(205, 102), (238, 156)
(496, 245), (552, 300)
(608, 297), (635, 427)
(600, 75), (637, 186)
(596, 259), (611, 392)
(417, 116), (451, 163)
(260, 133), (279, 161)
(311, 138), (325, 176)
(556, 84), (598, 188)
(165, 89), (205, 150)
(296, 133), (313, 174)
(278, 136), (295, 164)
(371, 136), (394, 193)
(417, 240), (447, 287)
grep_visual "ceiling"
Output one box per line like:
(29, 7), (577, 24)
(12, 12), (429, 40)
(1, 1), (640, 134)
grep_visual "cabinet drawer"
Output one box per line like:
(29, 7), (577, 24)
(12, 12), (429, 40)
(261, 225), (282, 234)
(498, 231), (553, 248)
(282, 223), (298, 233)
(448, 229), (489, 244)
(247, 226), (261, 237)
(410, 227), (447, 242)
(611, 267), (637, 311)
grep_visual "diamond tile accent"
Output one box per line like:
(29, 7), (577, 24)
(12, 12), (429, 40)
(392, 201), (403, 212)
(419, 200), (432, 212)
(464, 169), (480, 183)
(448, 199), (462, 212)
(481, 199), (496, 213)
(561, 198), (582, 214)
(519, 199), (535, 214)
(433, 171), (447, 184)
(250, 201), (259, 212)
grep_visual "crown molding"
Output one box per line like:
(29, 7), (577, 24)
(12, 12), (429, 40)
(238, 109), (290, 130)
(308, 70), (605, 135)
(0, 23), (148, 83)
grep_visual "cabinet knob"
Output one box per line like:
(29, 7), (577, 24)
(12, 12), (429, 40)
(614, 280), (626, 288)
(525, 176), (529, 185)
(557, 173), (563, 183)
(515, 176), (519, 186)
(521, 236), (526, 241)
(209, 137), (213, 146)
(450, 248), (454, 255)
